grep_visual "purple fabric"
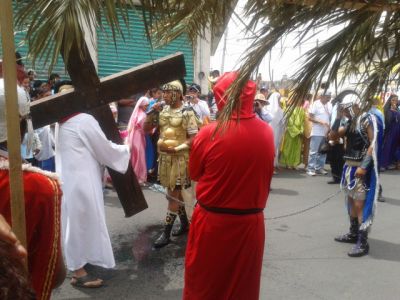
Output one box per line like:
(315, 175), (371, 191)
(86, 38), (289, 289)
(382, 110), (400, 168)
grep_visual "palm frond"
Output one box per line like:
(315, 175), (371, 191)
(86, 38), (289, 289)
(140, 0), (400, 123)
(15, 0), (135, 73)
(139, 1), (237, 48)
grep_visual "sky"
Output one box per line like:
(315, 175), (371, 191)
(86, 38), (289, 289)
(210, 1), (342, 83)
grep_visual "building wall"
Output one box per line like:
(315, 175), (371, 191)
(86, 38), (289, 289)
(2, 4), (196, 86)
(193, 30), (212, 95)
(97, 7), (194, 84)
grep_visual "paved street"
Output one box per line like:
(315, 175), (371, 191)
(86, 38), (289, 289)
(53, 169), (400, 300)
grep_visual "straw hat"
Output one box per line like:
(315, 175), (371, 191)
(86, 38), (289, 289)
(255, 93), (267, 102)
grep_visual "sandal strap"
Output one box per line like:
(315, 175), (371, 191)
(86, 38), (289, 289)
(71, 274), (103, 288)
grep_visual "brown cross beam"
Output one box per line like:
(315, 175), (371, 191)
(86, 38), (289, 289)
(30, 42), (186, 217)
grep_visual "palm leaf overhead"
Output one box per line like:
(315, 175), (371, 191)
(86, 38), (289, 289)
(15, 0), (135, 72)
(139, 0), (400, 122)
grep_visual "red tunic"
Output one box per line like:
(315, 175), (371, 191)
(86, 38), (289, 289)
(0, 164), (62, 300)
(184, 72), (275, 300)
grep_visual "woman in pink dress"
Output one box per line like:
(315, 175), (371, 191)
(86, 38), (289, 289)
(126, 96), (150, 184)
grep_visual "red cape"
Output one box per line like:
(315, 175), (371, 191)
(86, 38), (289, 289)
(0, 164), (62, 300)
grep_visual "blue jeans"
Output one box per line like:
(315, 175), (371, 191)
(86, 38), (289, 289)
(39, 156), (55, 172)
(307, 136), (326, 171)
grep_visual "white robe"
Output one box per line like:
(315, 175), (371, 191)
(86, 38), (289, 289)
(267, 92), (285, 166)
(56, 113), (130, 271)
(35, 125), (55, 161)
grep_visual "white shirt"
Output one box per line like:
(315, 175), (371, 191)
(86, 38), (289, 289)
(209, 99), (218, 121)
(257, 106), (273, 123)
(21, 131), (41, 159)
(35, 125), (55, 161)
(309, 100), (332, 136)
(189, 99), (210, 121)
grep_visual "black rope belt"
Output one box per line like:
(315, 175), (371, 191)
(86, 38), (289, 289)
(198, 202), (264, 215)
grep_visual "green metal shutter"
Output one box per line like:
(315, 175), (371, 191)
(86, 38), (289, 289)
(97, 8), (194, 83)
(2, 4), (193, 83)
(0, 1), (67, 81)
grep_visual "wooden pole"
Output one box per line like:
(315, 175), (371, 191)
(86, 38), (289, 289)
(0, 0), (27, 250)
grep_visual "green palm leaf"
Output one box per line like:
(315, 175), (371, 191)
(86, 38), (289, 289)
(139, 0), (400, 122)
(15, 0), (135, 72)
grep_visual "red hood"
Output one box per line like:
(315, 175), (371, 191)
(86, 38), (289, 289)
(213, 72), (256, 119)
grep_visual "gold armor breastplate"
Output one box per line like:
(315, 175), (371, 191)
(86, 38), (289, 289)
(158, 106), (187, 151)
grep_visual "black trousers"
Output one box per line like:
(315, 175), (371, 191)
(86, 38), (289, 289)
(328, 143), (345, 182)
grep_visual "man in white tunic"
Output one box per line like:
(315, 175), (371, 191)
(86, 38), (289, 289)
(266, 90), (284, 172)
(57, 112), (130, 288)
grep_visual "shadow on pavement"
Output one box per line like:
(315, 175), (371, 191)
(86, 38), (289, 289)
(103, 189), (123, 209)
(369, 238), (400, 262)
(56, 224), (187, 300)
(380, 197), (400, 207)
(274, 171), (306, 179)
(379, 170), (400, 176)
(114, 224), (187, 263)
(270, 188), (299, 196)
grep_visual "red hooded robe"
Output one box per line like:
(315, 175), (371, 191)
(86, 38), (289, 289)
(0, 164), (62, 300)
(0, 62), (63, 300)
(184, 72), (275, 300)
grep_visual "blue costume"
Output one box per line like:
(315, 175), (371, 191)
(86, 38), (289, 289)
(341, 113), (380, 229)
(335, 107), (383, 257)
(145, 99), (157, 172)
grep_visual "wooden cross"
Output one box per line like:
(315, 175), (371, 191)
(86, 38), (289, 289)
(30, 41), (186, 217)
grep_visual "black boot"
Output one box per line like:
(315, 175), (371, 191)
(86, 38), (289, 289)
(172, 206), (189, 236)
(154, 211), (177, 248)
(334, 217), (358, 243)
(348, 229), (369, 257)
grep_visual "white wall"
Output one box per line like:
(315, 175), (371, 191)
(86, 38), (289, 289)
(193, 29), (212, 95)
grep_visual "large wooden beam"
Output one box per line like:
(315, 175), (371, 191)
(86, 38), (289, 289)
(30, 52), (186, 129)
(0, 0), (27, 250)
(283, 0), (400, 12)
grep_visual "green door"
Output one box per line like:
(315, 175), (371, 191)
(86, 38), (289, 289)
(0, 1), (67, 81)
(97, 8), (194, 84)
(2, 4), (194, 84)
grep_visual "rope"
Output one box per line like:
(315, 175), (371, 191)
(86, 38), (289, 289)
(148, 184), (187, 206)
(147, 183), (344, 220)
(264, 189), (342, 220)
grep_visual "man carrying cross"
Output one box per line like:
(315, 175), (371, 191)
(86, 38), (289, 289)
(56, 88), (131, 287)
(40, 44), (184, 290)
(1, 51), (184, 290)
(1, 0), (188, 293)
(23, 48), (186, 286)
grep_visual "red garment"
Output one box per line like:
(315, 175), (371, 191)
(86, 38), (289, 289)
(212, 72), (257, 120)
(0, 165), (62, 300)
(184, 72), (274, 300)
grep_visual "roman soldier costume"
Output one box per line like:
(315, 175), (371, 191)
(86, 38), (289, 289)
(333, 93), (381, 257)
(147, 80), (199, 247)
